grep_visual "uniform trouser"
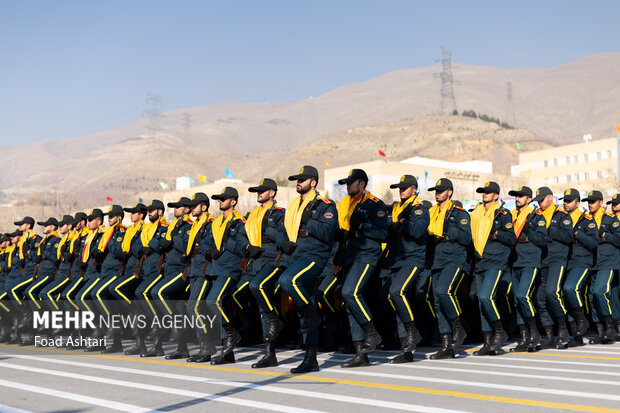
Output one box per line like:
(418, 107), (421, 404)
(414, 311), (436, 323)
(473, 269), (504, 332)
(109, 275), (140, 304)
(415, 269), (436, 321)
(25, 274), (54, 311)
(39, 275), (71, 311)
(317, 272), (342, 331)
(277, 258), (323, 345)
(589, 269), (617, 322)
(90, 274), (119, 317)
(537, 264), (567, 327)
(134, 273), (163, 317)
(233, 274), (253, 312)
(206, 272), (240, 328)
(563, 268), (590, 319)
(60, 276), (85, 311)
(75, 276), (101, 313)
(497, 269), (513, 320)
(342, 261), (376, 342)
(151, 272), (187, 317)
(186, 275), (211, 337)
(249, 264), (280, 336)
(511, 268), (538, 325)
(7, 276), (34, 307)
(0, 284), (11, 316)
(612, 279), (620, 322)
(388, 265), (421, 330)
(432, 265), (465, 334)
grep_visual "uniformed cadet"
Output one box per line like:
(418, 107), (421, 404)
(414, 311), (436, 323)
(122, 200), (168, 355)
(587, 191), (619, 344)
(534, 187), (573, 349)
(470, 182), (517, 355)
(382, 175), (428, 364)
(426, 178), (471, 360)
(25, 218), (60, 318)
(0, 233), (13, 343)
(205, 187), (248, 365)
(143, 197), (192, 357)
(182, 192), (215, 363)
(606, 194), (620, 337)
(277, 165), (338, 373)
(38, 215), (76, 314)
(244, 178), (286, 368)
(334, 169), (387, 368)
(561, 188), (597, 347)
(508, 186), (547, 352)
(104, 203), (147, 353)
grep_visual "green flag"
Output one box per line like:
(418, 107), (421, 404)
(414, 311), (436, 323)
(138, 197), (144, 203)
(515, 142), (524, 150)
(159, 182), (169, 190)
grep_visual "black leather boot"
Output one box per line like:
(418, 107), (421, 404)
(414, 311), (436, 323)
(290, 344), (319, 373)
(402, 322), (422, 352)
(603, 316), (617, 343)
(590, 322), (606, 344)
(430, 333), (455, 359)
(566, 321), (584, 348)
(0, 318), (11, 343)
(526, 317), (541, 351)
(340, 341), (370, 368)
(187, 335), (216, 363)
(124, 330), (147, 355)
(389, 337), (414, 364)
(510, 325), (529, 352)
(556, 316), (570, 348)
(165, 328), (189, 359)
(489, 320), (508, 352)
(252, 341), (278, 368)
(265, 310), (284, 342)
(540, 325), (555, 349)
(220, 324), (241, 356)
(141, 328), (165, 357)
(450, 317), (467, 348)
(211, 350), (236, 365)
(101, 335), (123, 353)
(474, 332), (496, 356)
(573, 307), (590, 336)
(360, 322), (382, 353)
(298, 304), (322, 334)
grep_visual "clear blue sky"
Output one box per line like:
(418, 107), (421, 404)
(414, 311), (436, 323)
(1, 0), (618, 146)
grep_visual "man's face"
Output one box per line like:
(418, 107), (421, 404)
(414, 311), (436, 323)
(481, 191), (498, 204)
(588, 199), (603, 214)
(108, 215), (121, 226)
(59, 224), (71, 235)
(515, 195), (531, 209)
(296, 178), (314, 195)
(257, 189), (275, 204)
(399, 186), (415, 200)
(88, 217), (101, 230)
(563, 198), (580, 213)
(218, 198), (235, 211)
(435, 189), (452, 203)
(131, 212), (143, 223)
(148, 209), (161, 222)
(612, 203), (620, 214)
(11, 236), (19, 244)
(173, 207), (184, 218)
(346, 179), (365, 197)
(538, 194), (553, 210)
(191, 203), (207, 217)
(43, 224), (56, 235)
(75, 220), (85, 230)
(18, 223), (29, 232)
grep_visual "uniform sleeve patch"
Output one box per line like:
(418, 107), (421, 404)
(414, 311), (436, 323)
(538, 220), (546, 226)
(116, 237), (123, 242)
(613, 222), (620, 228)
(505, 223), (513, 229)
(377, 211), (386, 218)
(414, 209), (423, 215)
(324, 212), (334, 219)
(588, 222), (596, 229)
(562, 220), (571, 225)
(460, 219), (468, 225)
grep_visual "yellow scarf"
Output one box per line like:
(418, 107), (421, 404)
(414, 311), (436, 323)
(569, 209), (585, 229)
(337, 190), (373, 230)
(17, 229), (35, 259)
(98, 223), (118, 252)
(6, 245), (15, 268)
(511, 206), (533, 238)
(82, 226), (104, 263)
(165, 214), (193, 241)
(284, 189), (317, 242)
(37, 231), (60, 257)
(428, 200), (453, 237)
(541, 204), (556, 229)
(470, 203), (500, 257)
(70, 227), (89, 254)
(392, 195), (421, 223)
(245, 201), (274, 247)
(587, 207), (604, 228)
(212, 210), (243, 251)
(141, 217), (168, 247)
(57, 231), (76, 261)
(186, 213), (212, 255)
(122, 221), (143, 253)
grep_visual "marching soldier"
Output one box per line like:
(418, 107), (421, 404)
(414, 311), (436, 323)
(426, 178), (471, 360)
(561, 188), (597, 347)
(205, 187), (248, 365)
(606, 194), (620, 337)
(25, 218), (60, 318)
(508, 186), (547, 352)
(533, 187), (573, 349)
(0, 233), (15, 343)
(244, 178), (286, 368)
(587, 191), (619, 344)
(383, 175), (428, 364)
(335, 169), (387, 368)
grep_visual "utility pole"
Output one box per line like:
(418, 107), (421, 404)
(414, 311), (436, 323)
(433, 46), (458, 115)
(142, 93), (165, 137)
(505, 80), (516, 127)
(183, 111), (192, 145)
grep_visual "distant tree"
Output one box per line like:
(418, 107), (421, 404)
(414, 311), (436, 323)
(452, 109), (458, 115)
(501, 122), (514, 129)
(461, 110), (477, 118)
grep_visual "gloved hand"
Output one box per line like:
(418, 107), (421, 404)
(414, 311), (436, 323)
(280, 240), (297, 255)
(158, 238), (172, 250)
(140, 246), (154, 257)
(301, 210), (312, 225)
(517, 234), (528, 243)
(118, 251), (130, 261)
(247, 245), (264, 259)
(388, 221), (401, 235)
(208, 248), (223, 260)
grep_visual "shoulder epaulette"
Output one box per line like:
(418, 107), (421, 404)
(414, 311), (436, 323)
(583, 215), (592, 220)
(160, 222), (169, 227)
(118, 226), (125, 232)
(239, 217), (247, 223)
(275, 206), (284, 210)
(207, 217), (215, 223)
(535, 209), (543, 215)
(500, 209), (508, 215)
(320, 198), (331, 205)
(556, 209), (568, 214)
(454, 206), (464, 211)
(368, 196), (380, 203)
(605, 212), (614, 217)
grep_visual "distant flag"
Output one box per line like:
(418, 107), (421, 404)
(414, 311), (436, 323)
(189, 177), (196, 183)
(424, 171), (428, 191)
(62, 204), (70, 211)
(224, 168), (234, 179)
(105, 196), (113, 202)
(198, 174), (207, 182)
(617, 124), (620, 134)
(515, 142), (524, 150)
(159, 182), (169, 190)
(378, 149), (386, 157)
(324, 160), (331, 167)
(138, 198), (144, 203)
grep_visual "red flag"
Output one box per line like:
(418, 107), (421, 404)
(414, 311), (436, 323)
(378, 149), (386, 157)
(105, 196), (113, 202)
